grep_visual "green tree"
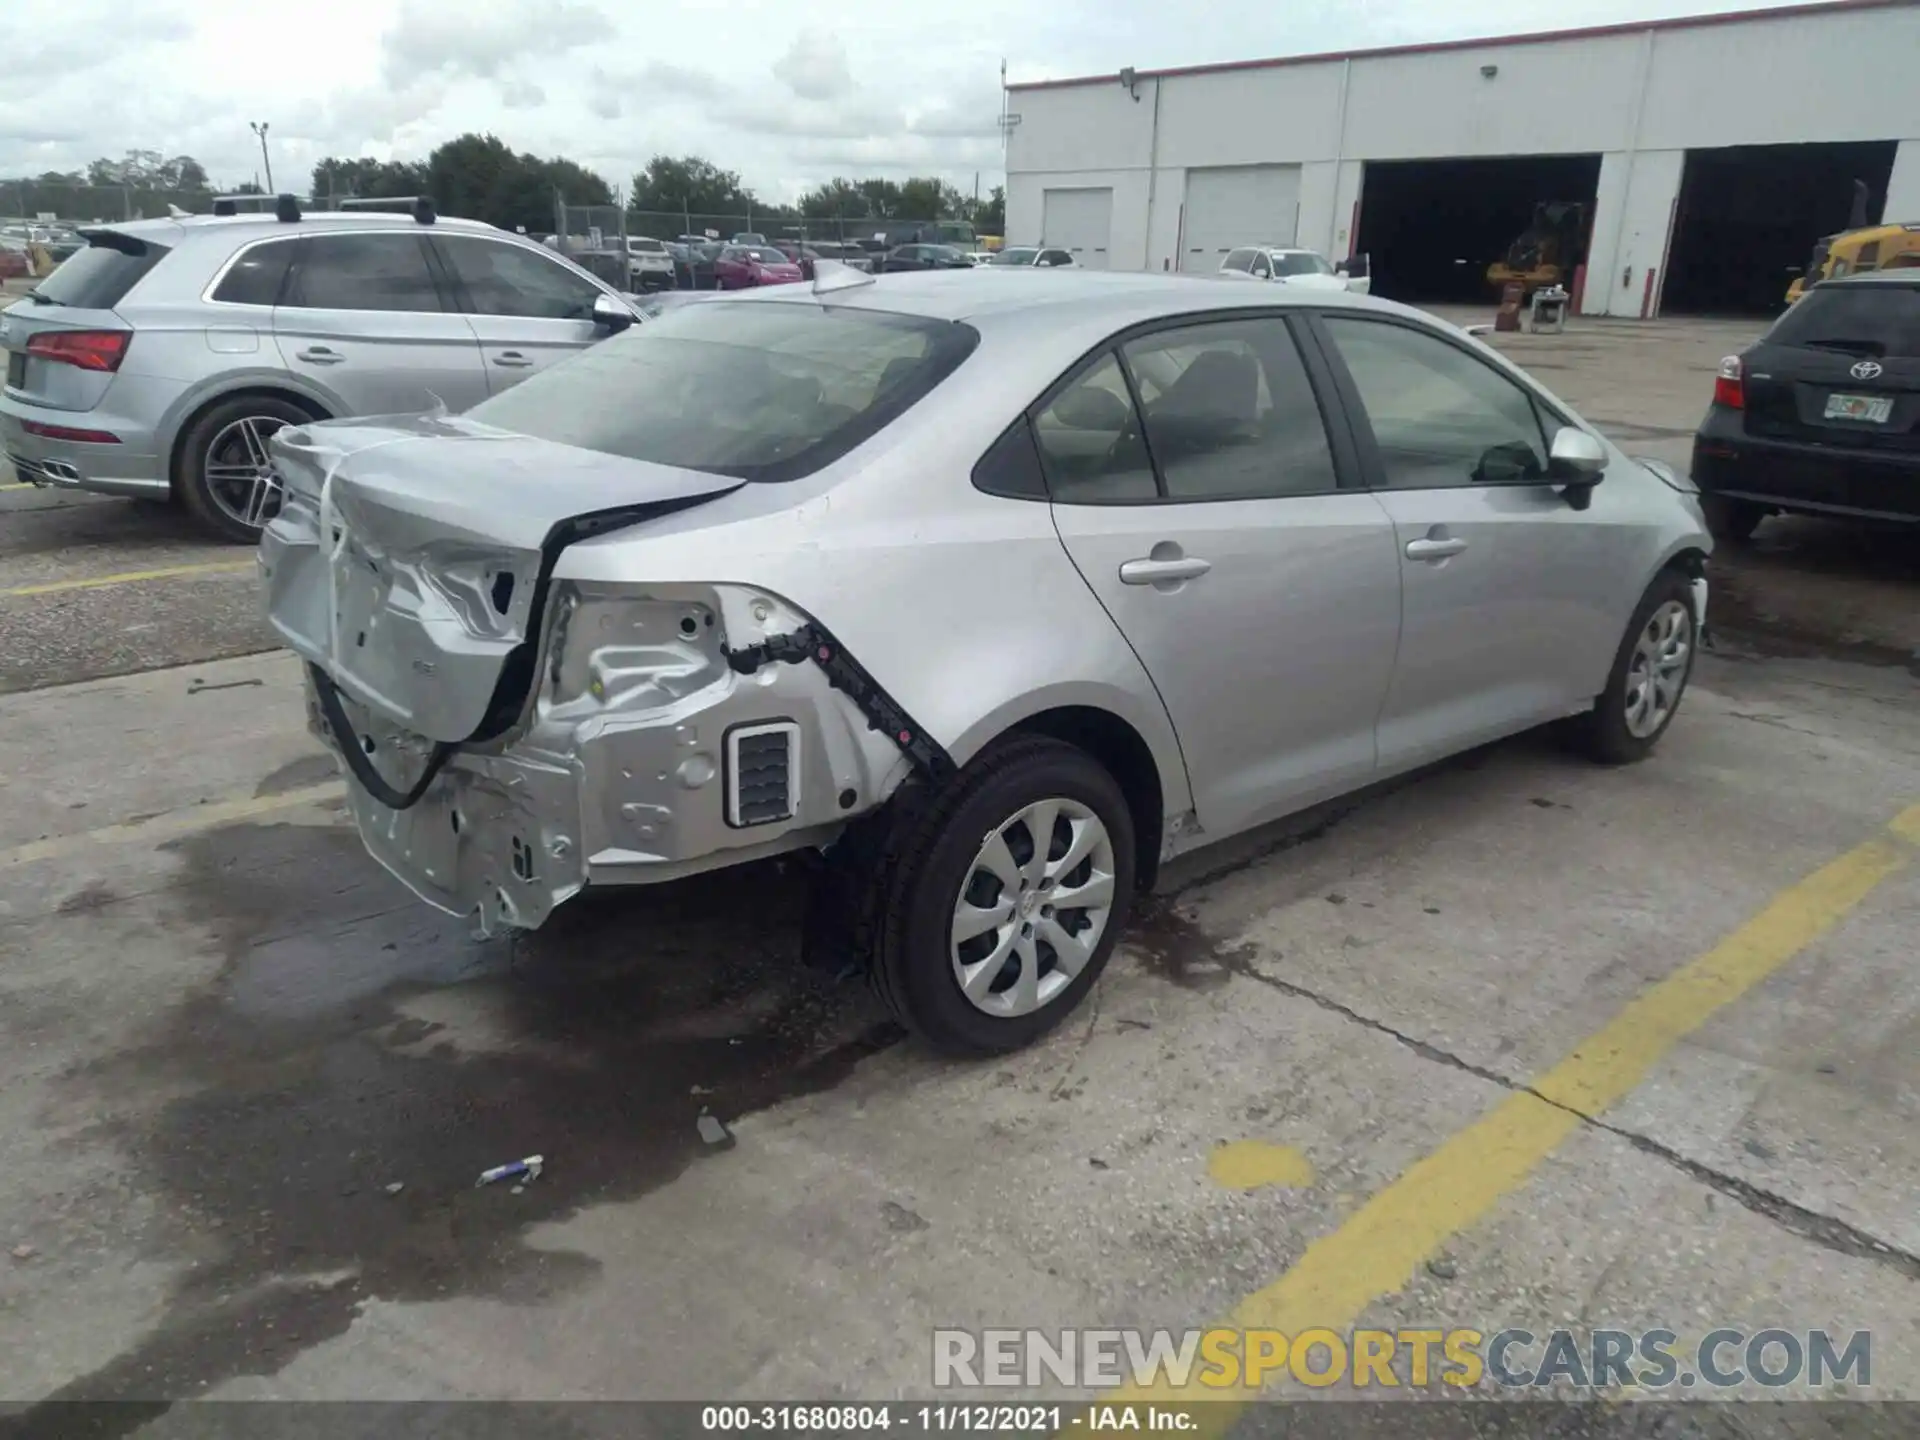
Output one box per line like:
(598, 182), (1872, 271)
(798, 177), (872, 221)
(310, 157), (430, 203)
(897, 176), (964, 220)
(414, 133), (612, 232)
(973, 185), (1005, 234)
(629, 155), (759, 221)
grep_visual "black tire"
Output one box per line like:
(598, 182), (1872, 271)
(1702, 494), (1764, 543)
(869, 737), (1137, 1056)
(1569, 569), (1700, 765)
(176, 394), (321, 544)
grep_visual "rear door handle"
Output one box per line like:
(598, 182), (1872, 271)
(492, 352), (535, 368)
(1119, 556), (1212, 585)
(1405, 537), (1468, 561)
(294, 346), (343, 365)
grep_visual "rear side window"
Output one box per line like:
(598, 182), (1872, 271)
(283, 233), (444, 313)
(1222, 249), (1256, 273)
(33, 234), (170, 309)
(211, 239), (296, 306)
(1768, 285), (1920, 357)
(462, 300), (980, 483)
(1032, 353), (1158, 504)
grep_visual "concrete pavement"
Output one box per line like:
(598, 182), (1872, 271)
(1, 643), (1914, 1425)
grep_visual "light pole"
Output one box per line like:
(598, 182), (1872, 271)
(249, 122), (274, 193)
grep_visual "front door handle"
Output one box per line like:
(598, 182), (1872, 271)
(1119, 555), (1212, 586)
(294, 346), (343, 365)
(1405, 537), (1468, 562)
(492, 351), (535, 368)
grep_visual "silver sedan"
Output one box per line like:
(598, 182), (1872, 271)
(260, 266), (1711, 1055)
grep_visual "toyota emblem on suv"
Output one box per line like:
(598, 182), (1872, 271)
(1850, 359), (1884, 380)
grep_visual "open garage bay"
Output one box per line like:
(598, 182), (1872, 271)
(1354, 153), (1601, 306)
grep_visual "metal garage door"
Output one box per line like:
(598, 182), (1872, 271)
(1180, 165), (1302, 273)
(1041, 188), (1113, 269)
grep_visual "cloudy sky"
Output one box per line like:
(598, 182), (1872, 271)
(0, 0), (1816, 202)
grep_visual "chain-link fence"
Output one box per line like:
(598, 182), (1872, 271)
(553, 199), (629, 289)
(0, 179), (390, 225)
(623, 210), (977, 248)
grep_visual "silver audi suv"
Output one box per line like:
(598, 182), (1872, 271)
(0, 199), (640, 541)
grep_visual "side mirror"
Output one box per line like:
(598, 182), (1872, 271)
(592, 293), (636, 334)
(1548, 427), (1607, 509)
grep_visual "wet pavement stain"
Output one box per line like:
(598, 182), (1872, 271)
(253, 754), (341, 798)
(26, 818), (901, 1432)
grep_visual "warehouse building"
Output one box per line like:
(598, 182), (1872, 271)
(1002, 0), (1920, 316)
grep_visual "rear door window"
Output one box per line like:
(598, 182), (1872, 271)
(1121, 317), (1341, 501)
(461, 300), (979, 483)
(32, 233), (171, 309)
(1767, 285), (1920, 357)
(283, 232), (445, 313)
(211, 238), (297, 306)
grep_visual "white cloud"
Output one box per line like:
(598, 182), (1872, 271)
(0, 0), (1821, 203)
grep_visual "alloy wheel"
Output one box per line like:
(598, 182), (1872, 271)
(203, 415), (290, 531)
(949, 797), (1117, 1019)
(1623, 599), (1693, 739)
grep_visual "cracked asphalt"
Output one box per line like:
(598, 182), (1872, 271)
(1, 311), (1917, 1431)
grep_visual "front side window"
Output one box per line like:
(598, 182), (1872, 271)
(1322, 316), (1549, 488)
(462, 300), (979, 483)
(1121, 318), (1339, 501)
(1032, 352), (1157, 504)
(1249, 254), (1271, 278)
(992, 248), (1038, 266)
(436, 235), (602, 321)
(284, 232), (443, 313)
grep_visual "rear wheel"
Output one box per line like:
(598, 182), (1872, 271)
(1702, 494), (1765, 543)
(176, 394), (320, 544)
(870, 738), (1136, 1056)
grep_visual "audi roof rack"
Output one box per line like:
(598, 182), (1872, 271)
(336, 195), (437, 225)
(208, 192), (304, 221)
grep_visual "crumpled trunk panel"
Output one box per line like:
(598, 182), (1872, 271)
(258, 413), (742, 745)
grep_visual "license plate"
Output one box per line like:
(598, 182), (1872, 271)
(5, 351), (22, 389)
(1823, 392), (1892, 424)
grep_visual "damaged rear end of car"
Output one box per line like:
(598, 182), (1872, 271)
(259, 295), (980, 937)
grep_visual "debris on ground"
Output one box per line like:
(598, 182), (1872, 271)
(10, 1244), (35, 1261)
(384, 1182), (405, 1196)
(697, 1111), (736, 1151)
(476, 1155), (545, 1188)
(1427, 1257), (1458, 1280)
(881, 1200), (930, 1232)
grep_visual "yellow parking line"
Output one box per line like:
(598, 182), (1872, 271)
(0, 559), (254, 599)
(0, 781), (343, 870)
(1108, 800), (1919, 1422)
(1, 481), (32, 491)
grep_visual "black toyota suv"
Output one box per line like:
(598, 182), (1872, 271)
(1692, 271), (1920, 540)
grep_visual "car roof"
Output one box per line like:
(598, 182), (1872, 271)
(78, 211), (498, 242)
(724, 267), (1385, 324)
(1818, 270), (1920, 287)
